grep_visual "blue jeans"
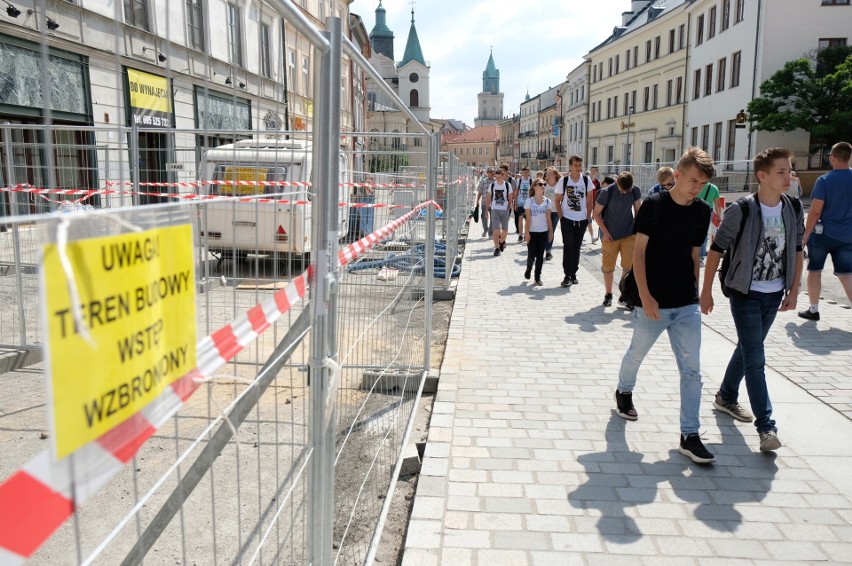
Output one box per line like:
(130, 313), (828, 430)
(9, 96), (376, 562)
(719, 290), (783, 433)
(618, 304), (703, 435)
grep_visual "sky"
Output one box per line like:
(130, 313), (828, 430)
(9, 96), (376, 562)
(349, 0), (632, 126)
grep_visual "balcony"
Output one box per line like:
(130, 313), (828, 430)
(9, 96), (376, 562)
(553, 145), (564, 154)
(520, 152), (531, 158)
(536, 151), (549, 160)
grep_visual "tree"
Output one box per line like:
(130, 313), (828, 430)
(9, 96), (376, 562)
(747, 46), (852, 150)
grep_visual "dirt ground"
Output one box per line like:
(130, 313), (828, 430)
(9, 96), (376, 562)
(372, 297), (452, 565)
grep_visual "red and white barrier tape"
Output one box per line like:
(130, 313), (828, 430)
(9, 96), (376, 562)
(0, 199), (438, 565)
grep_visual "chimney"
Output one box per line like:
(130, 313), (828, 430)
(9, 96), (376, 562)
(632, 0), (652, 13)
(622, 11), (634, 26)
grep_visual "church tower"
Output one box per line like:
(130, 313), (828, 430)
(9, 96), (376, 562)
(369, 0), (394, 60)
(475, 49), (504, 127)
(397, 8), (431, 123)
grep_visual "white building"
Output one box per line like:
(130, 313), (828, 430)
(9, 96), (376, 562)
(519, 91), (540, 169)
(562, 61), (589, 166)
(685, 0), (852, 174)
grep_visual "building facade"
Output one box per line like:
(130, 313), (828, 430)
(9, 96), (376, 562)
(562, 62), (589, 167)
(586, 0), (689, 172)
(0, 0), (361, 216)
(518, 92), (540, 169)
(442, 126), (499, 168)
(536, 85), (562, 170)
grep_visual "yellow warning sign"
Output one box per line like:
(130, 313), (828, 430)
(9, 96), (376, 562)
(42, 224), (197, 459)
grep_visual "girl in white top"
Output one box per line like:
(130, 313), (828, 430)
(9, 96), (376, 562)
(524, 181), (554, 285)
(543, 166), (561, 260)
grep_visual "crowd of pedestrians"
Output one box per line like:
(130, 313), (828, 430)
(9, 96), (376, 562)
(472, 142), (850, 464)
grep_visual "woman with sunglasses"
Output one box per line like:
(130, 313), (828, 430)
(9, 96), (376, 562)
(542, 166), (561, 260)
(524, 180), (554, 285)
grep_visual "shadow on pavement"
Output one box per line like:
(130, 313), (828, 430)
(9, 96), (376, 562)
(568, 412), (777, 543)
(783, 321), (852, 353)
(496, 283), (567, 301)
(563, 305), (632, 332)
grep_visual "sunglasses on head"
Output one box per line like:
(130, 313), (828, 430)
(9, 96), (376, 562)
(535, 182), (546, 186)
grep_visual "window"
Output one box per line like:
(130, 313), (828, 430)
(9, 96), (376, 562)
(652, 84), (658, 109)
(646, 40), (652, 62)
(613, 95), (619, 117)
(615, 54), (620, 74)
(726, 119), (737, 161)
(709, 6), (717, 39)
(593, 65), (597, 83)
(679, 24), (686, 49)
(227, 3), (243, 67)
(819, 38), (848, 48)
(735, 0), (745, 22)
(731, 50), (742, 87)
(691, 127), (698, 147)
(643, 86), (650, 111)
(624, 93), (630, 115)
(302, 55), (310, 96)
(287, 49), (296, 91)
(721, 0), (731, 31)
(607, 98), (612, 119)
(717, 57), (727, 91)
(654, 36), (661, 59)
(124, 0), (149, 30)
(186, 0), (205, 50)
(644, 142), (653, 164)
(631, 90), (637, 110)
(713, 122), (723, 161)
(666, 79), (673, 106)
(633, 46), (639, 66)
(318, 0), (325, 20)
(697, 14), (704, 45)
(606, 145), (614, 164)
(705, 64), (713, 96)
(599, 62), (604, 80)
(608, 57), (613, 76)
(676, 76), (683, 103)
(592, 147), (598, 165)
(669, 29), (675, 53)
(693, 69), (701, 99)
(626, 48), (631, 70)
(702, 125), (710, 151)
(410, 89), (419, 107)
(598, 100), (602, 121)
(260, 24), (271, 78)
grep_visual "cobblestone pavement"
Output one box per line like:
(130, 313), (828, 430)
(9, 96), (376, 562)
(403, 226), (852, 565)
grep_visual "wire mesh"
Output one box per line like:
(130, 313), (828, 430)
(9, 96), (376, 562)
(0, 3), (438, 565)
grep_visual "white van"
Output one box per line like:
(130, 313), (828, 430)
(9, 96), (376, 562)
(199, 138), (349, 261)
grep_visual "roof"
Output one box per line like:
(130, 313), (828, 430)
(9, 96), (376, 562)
(587, 0), (688, 55)
(442, 126), (499, 145)
(483, 50), (499, 79)
(400, 9), (426, 66)
(369, 0), (393, 38)
(539, 85), (562, 111)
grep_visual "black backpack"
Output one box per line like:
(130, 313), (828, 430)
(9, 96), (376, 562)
(718, 195), (802, 297)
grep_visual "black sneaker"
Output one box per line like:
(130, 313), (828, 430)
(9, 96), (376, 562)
(499, 241), (506, 252)
(518, 235), (524, 242)
(560, 277), (571, 288)
(614, 390), (638, 421)
(545, 252), (553, 261)
(524, 267), (531, 280)
(494, 248), (501, 257)
(534, 278), (543, 286)
(679, 434), (715, 464)
(570, 276), (578, 285)
(602, 293), (613, 307)
(798, 309), (820, 321)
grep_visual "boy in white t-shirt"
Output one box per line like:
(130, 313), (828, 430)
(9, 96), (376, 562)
(486, 169), (514, 256)
(555, 155), (593, 287)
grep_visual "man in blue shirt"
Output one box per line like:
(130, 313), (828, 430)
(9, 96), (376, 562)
(799, 141), (852, 321)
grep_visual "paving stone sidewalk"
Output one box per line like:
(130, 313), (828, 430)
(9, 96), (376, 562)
(404, 229), (852, 565)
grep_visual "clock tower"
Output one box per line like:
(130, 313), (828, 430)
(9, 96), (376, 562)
(397, 8), (430, 123)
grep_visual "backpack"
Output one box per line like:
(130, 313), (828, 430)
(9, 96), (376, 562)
(619, 193), (664, 308)
(718, 195), (802, 298)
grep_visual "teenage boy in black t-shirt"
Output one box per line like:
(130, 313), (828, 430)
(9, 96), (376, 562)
(614, 147), (715, 464)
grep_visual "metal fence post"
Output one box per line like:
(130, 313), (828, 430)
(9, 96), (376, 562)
(130, 123), (140, 206)
(444, 154), (456, 291)
(424, 133), (438, 372)
(308, 16), (341, 566)
(2, 126), (27, 347)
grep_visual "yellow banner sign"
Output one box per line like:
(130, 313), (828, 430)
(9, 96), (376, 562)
(127, 68), (172, 128)
(43, 224), (196, 459)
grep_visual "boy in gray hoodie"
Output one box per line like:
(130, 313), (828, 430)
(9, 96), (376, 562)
(699, 147), (804, 453)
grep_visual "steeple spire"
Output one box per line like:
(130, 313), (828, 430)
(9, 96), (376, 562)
(400, 6), (426, 66)
(482, 50), (500, 94)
